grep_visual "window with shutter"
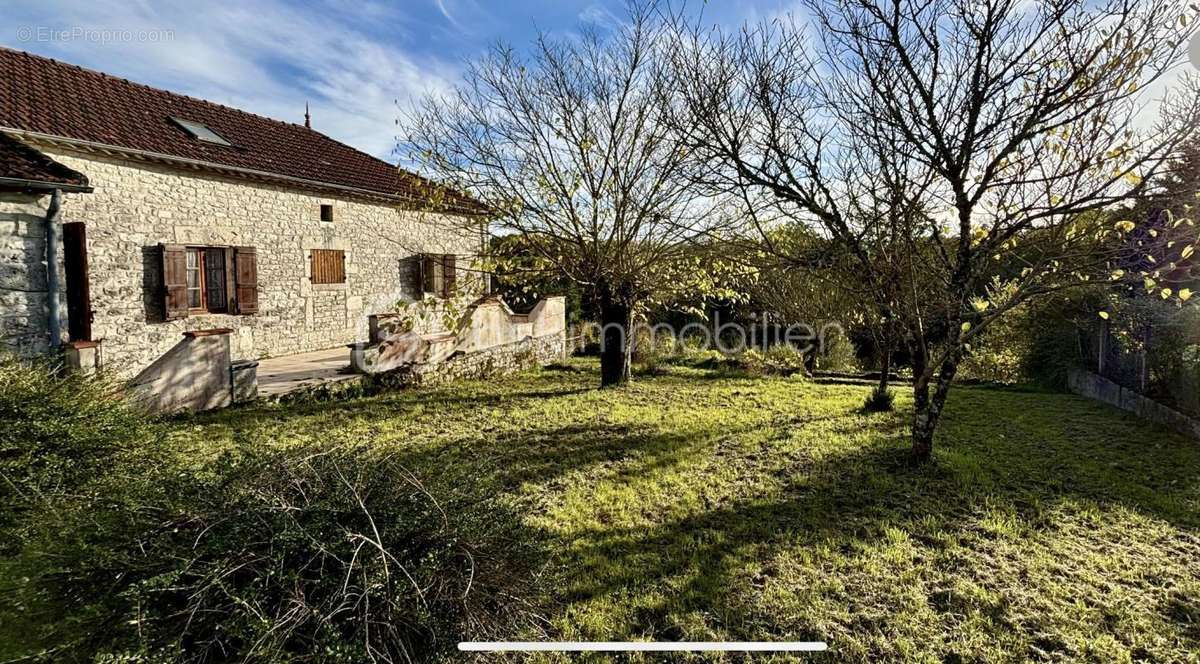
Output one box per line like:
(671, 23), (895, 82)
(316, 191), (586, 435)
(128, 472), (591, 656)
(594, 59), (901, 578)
(419, 253), (457, 298)
(233, 247), (258, 314)
(310, 249), (346, 284)
(157, 244), (253, 318)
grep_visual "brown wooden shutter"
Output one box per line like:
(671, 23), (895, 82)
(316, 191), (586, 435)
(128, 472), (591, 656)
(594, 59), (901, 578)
(233, 246), (258, 314)
(224, 248), (237, 312)
(421, 254), (438, 295)
(442, 254), (456, 298)
(310, 249), (346, 284)
(160, 243), (189, 320)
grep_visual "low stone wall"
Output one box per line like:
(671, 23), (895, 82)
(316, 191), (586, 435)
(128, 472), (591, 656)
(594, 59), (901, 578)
(1067, 369), (1200, 440)
(277, 332), (566, 403)
(407, 332), (566, 386)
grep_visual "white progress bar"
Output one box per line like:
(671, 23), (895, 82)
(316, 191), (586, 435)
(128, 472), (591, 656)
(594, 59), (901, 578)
(459, 641), (828, 652)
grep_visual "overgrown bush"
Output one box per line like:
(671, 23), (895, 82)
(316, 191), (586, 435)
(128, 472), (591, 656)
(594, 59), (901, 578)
(2, 356), (545, 662)
(0, 354), (153, 549)
(812, 329), (860, 373)
(862, 386), (895, 413)
(737, 345), (808, 376)
(632, 329), (677, 376)
(14, 442), (545, 663)
(957, 291), (1099, 387)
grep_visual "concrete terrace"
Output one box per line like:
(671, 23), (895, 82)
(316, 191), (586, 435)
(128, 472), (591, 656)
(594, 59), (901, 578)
(255, 347), (357, 398)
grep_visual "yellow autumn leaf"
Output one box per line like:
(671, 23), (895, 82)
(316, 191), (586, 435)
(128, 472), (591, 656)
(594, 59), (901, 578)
(1161, 288), (1173, 299)
(1110, 269), (1125, 280)
(1099, 311), (1110, 319)
(1124, 173), (1143, 186)
(1183, 245), (1195, 260)
(961, 322), (972, 333)
(1181, 288), (1194, 302)
(1114, 220), (1136, 232)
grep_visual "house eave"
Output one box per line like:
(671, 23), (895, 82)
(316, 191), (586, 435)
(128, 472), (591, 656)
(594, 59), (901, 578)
(0, 176), (93, 193)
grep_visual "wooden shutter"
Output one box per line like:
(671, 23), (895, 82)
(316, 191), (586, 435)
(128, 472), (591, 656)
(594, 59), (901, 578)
(421, 254), (438, 295)
(233, 246), (258, 314)
(442, 254), (457, 298)
(160, 243), (189, 320)
(310, 249), (345, 284)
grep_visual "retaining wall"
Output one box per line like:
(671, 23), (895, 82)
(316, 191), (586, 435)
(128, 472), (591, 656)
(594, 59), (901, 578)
(1067, 368), (1200, 440)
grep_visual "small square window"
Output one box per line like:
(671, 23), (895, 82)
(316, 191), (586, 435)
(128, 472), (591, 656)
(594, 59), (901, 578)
(320, 204), (334, 222)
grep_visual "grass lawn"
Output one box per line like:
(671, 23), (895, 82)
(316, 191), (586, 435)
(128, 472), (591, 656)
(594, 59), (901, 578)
(164, 359), (1200, 661)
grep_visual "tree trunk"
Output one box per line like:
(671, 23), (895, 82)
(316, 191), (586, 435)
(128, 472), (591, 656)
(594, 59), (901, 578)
(911, 378), (935, 461)
(910, 354), (962, 463)
(876, 346), (892, 393)
(598, 297), (632, 387)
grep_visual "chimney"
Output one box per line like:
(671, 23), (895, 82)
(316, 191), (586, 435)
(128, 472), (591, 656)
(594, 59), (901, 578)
(304, 102), (311, 129)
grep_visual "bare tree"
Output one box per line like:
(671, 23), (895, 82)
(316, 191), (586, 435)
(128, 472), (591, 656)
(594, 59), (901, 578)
(403, 4), (720, 386)
(667, 0), (1200, 460)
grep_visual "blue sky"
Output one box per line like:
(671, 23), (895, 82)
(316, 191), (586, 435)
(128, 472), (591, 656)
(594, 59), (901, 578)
(2, 1), (793, 160)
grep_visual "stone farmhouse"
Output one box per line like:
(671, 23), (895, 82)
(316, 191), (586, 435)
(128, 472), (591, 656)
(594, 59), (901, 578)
(0, 48), (564, 410)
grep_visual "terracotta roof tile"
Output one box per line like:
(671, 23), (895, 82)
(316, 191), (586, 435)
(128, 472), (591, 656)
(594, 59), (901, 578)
(0, 47), (483, 213)
(0, 131), (89, 188)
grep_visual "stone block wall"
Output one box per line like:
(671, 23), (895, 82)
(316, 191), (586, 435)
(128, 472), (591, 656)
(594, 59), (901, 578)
(278, 331), (567, 403)
(366, 331), (566, 392)
(1067, 368), (1200, 440)
(0, 191), (66, 356)
(411, 332), (566, 386)
(28, 147), (483, 378)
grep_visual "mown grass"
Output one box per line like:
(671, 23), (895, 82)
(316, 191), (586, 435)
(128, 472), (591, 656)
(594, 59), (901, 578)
(104, 361), (1200, 660)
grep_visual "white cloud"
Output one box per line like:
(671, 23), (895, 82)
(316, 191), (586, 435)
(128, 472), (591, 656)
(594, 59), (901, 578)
(3, 0), (460, 159)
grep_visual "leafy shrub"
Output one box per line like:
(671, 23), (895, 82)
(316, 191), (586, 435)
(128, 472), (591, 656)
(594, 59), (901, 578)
(675, 348), (730, 369)
(764, 344), (808, 373)
(862, 386), (895, 412)
(632, 330), (677, 376)
(737, 345), (808, 376)
(0, 354), (153, 549)
(813, 330), (860, 372)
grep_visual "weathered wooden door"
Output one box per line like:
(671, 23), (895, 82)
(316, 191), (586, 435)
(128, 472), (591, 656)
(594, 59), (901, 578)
(62, 222), (92, 341)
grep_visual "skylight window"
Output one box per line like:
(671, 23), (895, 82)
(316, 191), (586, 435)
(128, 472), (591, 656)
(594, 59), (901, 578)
(170, 117), (232, 146)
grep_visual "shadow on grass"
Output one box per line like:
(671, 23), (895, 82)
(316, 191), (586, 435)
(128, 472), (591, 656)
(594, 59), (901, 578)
(177, 364), (1200, 657)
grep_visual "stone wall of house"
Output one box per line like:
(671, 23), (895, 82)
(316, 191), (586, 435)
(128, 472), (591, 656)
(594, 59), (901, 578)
(34, 147), (483, 378)
(0, 191), (67, 356)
